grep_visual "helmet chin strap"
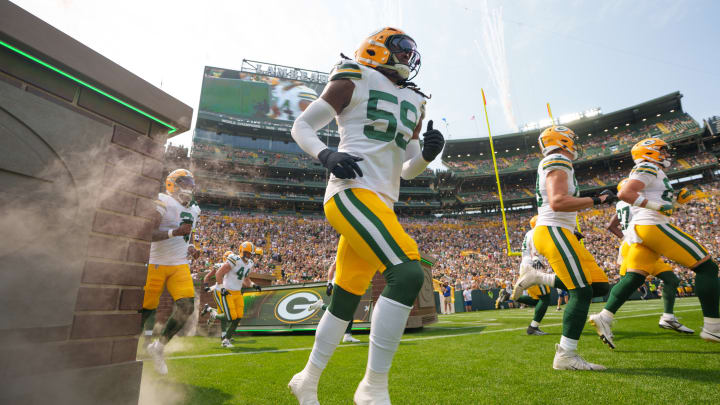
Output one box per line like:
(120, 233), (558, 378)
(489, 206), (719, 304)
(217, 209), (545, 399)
(380, 54), (410, 79)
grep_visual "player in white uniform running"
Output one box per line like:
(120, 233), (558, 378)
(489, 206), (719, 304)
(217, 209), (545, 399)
(588, 179), (693, 349)
(288, 27), (444, 405)
(141, 169), (201, 375)
(512, 126), (616, 370)
(591, 138), (720, 345)
(513, 216), (554, 335)
(204, 242), (261, 348)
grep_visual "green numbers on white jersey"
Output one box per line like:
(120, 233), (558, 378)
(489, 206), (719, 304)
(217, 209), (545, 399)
(363, 89), (417, 150)
(236, 266), (249, 281)
(661, 178), (674, 203)
(617, 205), (631, 231)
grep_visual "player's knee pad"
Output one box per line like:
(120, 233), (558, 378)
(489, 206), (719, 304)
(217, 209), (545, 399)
(381, 260), (424, 307)
(591, 282), (610, 298)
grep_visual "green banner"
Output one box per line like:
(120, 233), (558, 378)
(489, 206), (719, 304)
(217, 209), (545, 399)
(236, 282), (372, 331)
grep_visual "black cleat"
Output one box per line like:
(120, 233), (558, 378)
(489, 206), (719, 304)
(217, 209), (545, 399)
(526, 325), (548, 335)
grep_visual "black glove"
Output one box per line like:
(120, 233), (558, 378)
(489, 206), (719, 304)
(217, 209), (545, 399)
(421, 120), (445, 162)
(593, 189), (617, 205)
(574, 231), (584, 241)
(318, 148), (363, 179)
(254, 284), (262, 292)
(203, 283), (211, 292)
(531, 259), (544, 270)
(326, 282), (334, 296)
(220, 288), (229, 297)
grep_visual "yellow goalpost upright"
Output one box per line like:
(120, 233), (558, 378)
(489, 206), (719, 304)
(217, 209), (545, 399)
(480, 88), (520, 256)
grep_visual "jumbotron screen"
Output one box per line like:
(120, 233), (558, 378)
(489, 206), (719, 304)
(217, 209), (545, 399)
(198, 61), (335, 130)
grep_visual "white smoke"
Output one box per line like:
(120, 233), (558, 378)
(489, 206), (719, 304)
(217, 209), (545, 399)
(474, 0), (519, 132)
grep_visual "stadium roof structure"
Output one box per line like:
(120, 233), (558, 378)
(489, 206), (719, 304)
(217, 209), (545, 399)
(443, 92), (684, 160)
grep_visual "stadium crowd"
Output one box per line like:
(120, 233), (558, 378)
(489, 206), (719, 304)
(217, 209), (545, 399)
(187, 180), (720, 295)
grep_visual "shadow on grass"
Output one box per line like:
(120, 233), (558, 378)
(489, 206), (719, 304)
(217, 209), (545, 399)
(607, 367), (720, 383)
(140, 377), (232, 405)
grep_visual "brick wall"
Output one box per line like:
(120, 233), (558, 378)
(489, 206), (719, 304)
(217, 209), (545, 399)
(0, 25), (188, 403)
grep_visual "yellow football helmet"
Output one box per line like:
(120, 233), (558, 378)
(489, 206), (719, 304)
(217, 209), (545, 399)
(538, 126), (582, 159)
(240, 241), (255, 257)
(166, 169), (195, 205)
(254, 247), (264, 256)
(222, 250), (234, 262)
(617, 178), (628, 192)
(529, 215), (538, 229)
(631, 138), (672, 168)
(355, 27), (420, 80)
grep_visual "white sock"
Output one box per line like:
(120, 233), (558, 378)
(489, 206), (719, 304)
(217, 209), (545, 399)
(661, 313), (675, 321)
(540, 273), (556, 287)
(600, 309), (615, 320)
(362, 366), (389, 388)
(308, 310), (349, 371)
(530, 320), (540, 328)
(704, 317), (720, 327)
(367, 296), (412, 374)
(559, 336), (578, 351)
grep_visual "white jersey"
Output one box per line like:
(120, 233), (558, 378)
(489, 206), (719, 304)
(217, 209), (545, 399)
(271, 83), (318, 121)
(324, 62), (427, 206)
(627, 162), (672, 225)
(149, 193), (201, 265)
(616, 200), (632, 233)
(521, 229), (540, 267)
(535, 153), (579, 230)
(223, 254), (254, 291)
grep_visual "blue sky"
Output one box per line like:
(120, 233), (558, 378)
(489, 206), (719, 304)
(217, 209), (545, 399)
(12, 0), (720, 148)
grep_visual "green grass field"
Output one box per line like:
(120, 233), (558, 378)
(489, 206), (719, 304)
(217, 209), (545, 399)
(138, 297), (720, 405)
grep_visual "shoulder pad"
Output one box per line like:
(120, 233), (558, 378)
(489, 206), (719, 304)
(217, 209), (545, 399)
(540, 155), (573, 171)
(631, 164), (658, 177)
(329, 61), (362, 81)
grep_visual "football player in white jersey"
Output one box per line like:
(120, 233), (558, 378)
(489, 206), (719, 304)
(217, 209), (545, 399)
(595, 138), (720, 344)
(206, 242), (262, 348)
(288, 27), (444, 404)
(513, 126), (616, 371)
(141, 169), (201, 375)
(270, 81), (319, 121)
(589, 179), (693, 349)
(200, 261), (229, 333)
(513, 216), (554, 336)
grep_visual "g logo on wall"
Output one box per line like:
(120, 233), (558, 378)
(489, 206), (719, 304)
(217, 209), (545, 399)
(274, 290), (322, 323)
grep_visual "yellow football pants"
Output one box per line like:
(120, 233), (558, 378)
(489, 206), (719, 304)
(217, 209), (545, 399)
(533, 225), (608, 290)
(627, 224), (709, 271)
(619, 241), (672, 276)
(324, 188), (420, 296)
(212, 288), (225, 315)
(215, 289), (244, 320)
(527, 284), (552, 300)
(142, 264), (195, 309)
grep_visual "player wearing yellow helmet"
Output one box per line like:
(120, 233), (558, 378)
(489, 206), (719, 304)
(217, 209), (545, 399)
(203, 242), (262, 348)
(592, 138), (720, 345)
(142, 169), (201, 375)
(515, 125), (616, 371)
(289, 27), (443, 405)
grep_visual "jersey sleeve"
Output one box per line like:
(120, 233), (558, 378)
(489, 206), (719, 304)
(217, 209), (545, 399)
(629, 163), (658, 186)
(540, 155), (573, 176)
(154, 193), (169, 216)
(329, 61), (362, 81)
(226, 254), (238, 266)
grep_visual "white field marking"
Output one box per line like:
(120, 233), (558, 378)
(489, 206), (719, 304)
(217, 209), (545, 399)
(154, 306), (700, 362)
